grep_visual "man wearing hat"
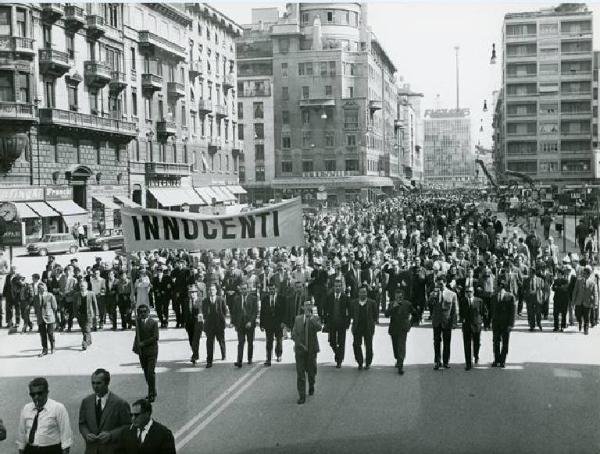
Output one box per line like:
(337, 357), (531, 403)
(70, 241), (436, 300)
(385, 285), (413, 375)
(490, 280), (516, 367)
(291, 299), (322, 404)
(459, 286), (483, 370)
(231, 281), (258, 368)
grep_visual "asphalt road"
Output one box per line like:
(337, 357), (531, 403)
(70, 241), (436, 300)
(1, 313), (600, 454)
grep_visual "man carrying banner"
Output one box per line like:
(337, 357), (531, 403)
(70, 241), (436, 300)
(292, 300), (322, 404)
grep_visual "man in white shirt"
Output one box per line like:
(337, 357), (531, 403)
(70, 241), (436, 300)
(17, 377), (72, 454)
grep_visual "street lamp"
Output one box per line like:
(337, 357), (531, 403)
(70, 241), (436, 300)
(490, 43), (497, 64)
(483, 99), (488, 112)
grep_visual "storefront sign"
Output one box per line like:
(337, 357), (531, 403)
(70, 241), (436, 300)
(0, 186), (44, 202)
(0, 220), (24, 246)
(45, 186), (72, 201)
(121, 198), (304, 252)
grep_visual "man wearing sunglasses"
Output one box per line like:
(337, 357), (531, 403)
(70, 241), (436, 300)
(119, 399), (175, 454)
(16, 377), (72, 453)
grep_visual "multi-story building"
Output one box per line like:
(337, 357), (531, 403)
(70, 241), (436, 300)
(423, 108), (474, 186)
(240, 3), (399, 205)
(0, 3), (242, 245)
(397, 84), (424, 185)
(496, 3), (598, 184)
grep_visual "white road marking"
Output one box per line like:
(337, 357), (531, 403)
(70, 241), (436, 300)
(553, 368), (582, 378)
(175, 366), (268, 451)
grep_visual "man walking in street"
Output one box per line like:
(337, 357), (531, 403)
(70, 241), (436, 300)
(385, 285), (413, 375)
(78, 368), (130, 454)
(351, 285), (378, 370)
(430, 277), (457, 370)
(260, 282), (285, 366)
(231, 281), (258, 368)
(459, 286), (483, 370)
(491, 281), (516, 368)
(292, 300), (322, 404)
(325, 278), (351, 368)
(202, 283), (227, 368)
(35, 283), (57, 357)
(74, 278), (98, 351)
(184, 284), (203, 366)
(572, 265), (597, 335)
(133, 304), (159, 402)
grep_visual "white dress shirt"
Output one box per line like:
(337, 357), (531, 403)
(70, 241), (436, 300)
(17, 398), (73, 449)
(96, 391), (110, 411)
(138, 419), (154, 443)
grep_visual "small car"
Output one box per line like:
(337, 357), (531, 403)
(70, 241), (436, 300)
(87, 228), (124, 251)
(27, 233), (79, 256)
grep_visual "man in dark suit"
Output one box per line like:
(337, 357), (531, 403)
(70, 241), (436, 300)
(385, 285), (413, 375)
(324, 278), (351, 368)
(79, 368), (130, 454)
(118, 399), (175, 454)
(351, 285), (378, 370)
(231, 281), (258, 368)
(491, 281), (516, 368)
(132, 304), (159, 402)
(429, 276), (457, 370)
(344, 260), (362, 299)
(260, 283), (285, 366)
(184, 284), (203, 366)
(151, 267), (172, 329)
(291, 300), (322, 404)
(459, 286), (483, 370)
(202, 283), (227, 368)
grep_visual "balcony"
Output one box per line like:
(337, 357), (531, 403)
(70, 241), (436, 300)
(38, 108), (137, 142)
(232, 139), (244, 157)
(138, 30), (186, 62)
(223, 73), (235, 91)
(42, 4), (63, 23)
(156, 120), (177, 138)
(167, 81), (185, 99)
(109, 71), (127, 93)
(301, 171), (360, 178)
(0, 102), (37, 124)
(208, 137), (220, 153)
(86, 15), (106, 40)
(145, 161), (191, 177)
(38, 49), (70, 78)
(299, 98), (336, 109)
(189, 60), (203, 79)
(84, 61), (112, 89)
(394, 119), (406, 131)
(198, 99), (213, 115)
(214, 103), (227, 119)
(5, 37), (35, 58)
(369, 100), (383, 112)
(141, 73), (163, 93)
(505, 33), (537, 43)
(64, 5), (85, 32)
(239, 88), (271, 97)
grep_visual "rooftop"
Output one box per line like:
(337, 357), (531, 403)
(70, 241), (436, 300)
(504, 3), (590, 20)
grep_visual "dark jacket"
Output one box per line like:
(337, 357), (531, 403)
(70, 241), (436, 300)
(201, 296), (227, 333)
(429, 288), (457, 329)
(491, 291), (516, 331)
(459, 295), (483, 333)
(324, 291), (351, 329)
(118, 421), (175, 454)
(79, 392), (130, 454)
(385, 299), (413, 335)
(230, 293), (258, 330)
(291, 314), (322, 355)
(132, 316), (159, 357)
(350, 298), (378, 336)
(259, 293), (285, 331)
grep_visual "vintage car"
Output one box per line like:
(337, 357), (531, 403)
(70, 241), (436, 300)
(27, 233), (78, 256)
(87, 228), (124, 251)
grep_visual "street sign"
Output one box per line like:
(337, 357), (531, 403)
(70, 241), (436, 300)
(0, 220), (23, 246)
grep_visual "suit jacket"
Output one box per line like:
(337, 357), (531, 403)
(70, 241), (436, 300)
(459, 295), (483, 333)
(201, 296), (227, 333)
(231, 293), (258, 330)
(132, 316), (159, 357)
(291, 314), (322, 355)
(324, 291), (351, 329)
(118, 421), (175, 454)
(429, 288), (457, 329)
(259, 293), (285, 331)
(572, 276), (597, 308)
(151, 274), (172, 300)
(36, 292), (57, 324)
(75, 292), (99, 323)
(79, 392), (130, 454)
(491, 291), (516, 331)
(385, 299), (413, 335)
(344, 268), (361, 298)
(285, 288), (308, 328)
(350, 298), (378, 335)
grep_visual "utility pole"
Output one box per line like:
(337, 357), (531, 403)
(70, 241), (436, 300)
(455, 46), (460, 111)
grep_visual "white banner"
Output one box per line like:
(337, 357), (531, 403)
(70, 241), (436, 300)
(121, 198), (304, 252)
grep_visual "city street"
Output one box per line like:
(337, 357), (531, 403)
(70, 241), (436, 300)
(1, 312), (600, 453)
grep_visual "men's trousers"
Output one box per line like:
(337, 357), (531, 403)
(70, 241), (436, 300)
(185, 319), (203, 361)
(433, 326), (452, 366)
(39, 321), (55, 352)
(554, 306), (567, 330)
(155, 296), (170, 326)
(139, 353), (157, 397)
(575, 305), (591, 333)
(352, 331), (373, 367)
(78, 319), (92, 347)
(236, 326), (255, 363)
(24, 443), (62, 454)
(526, 300), (542, 329)
(116, 294), (131, 329)
(328, 325), (346, 364)
(492, 328), (510, 364)
(462, 326), (480, 367)
(391, 331), (408, 367)
(265, 327), (283, 362)
(295, 351), (317, 398)
(205, 329), (226, 364)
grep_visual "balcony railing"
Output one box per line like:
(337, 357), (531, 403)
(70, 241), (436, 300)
(42, 3), (63, 23)
(0, 102), (37, 122)
(38, 108), (137, 138)
(344, 122), (359, 130)
(189, 60), (203, 79)
(86, 15), (106, 39)
(239, 88), (271, 97)
(145, 161), (191, 176)
(156, 120), (177, 136)
(301, 171), (360, 178)
(138, 30), (186, 61)
(223, 73), (235, 90)
(64, 5), (85, 31)
(213, 103), (227, 118)
(141, 73), (163, 92)
(109, 71), (127, 92)
(84, 61), (112, 88)
(39, 49), (70, 77)
(198, 99), (213, 113)
(8, 36), (34, 55)
(167, 81), (185, 98)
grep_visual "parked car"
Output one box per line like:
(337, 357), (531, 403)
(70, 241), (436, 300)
(27, 233), (78, 256)
(87, 228), (124, 251)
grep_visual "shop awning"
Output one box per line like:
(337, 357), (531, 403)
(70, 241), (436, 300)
(93, 196), (120, 210)
(228, 185), (247, 195)
(26, 202), (60, 218)
(194, 187), (218, 204)
(15, 202), (40, 219)
(210, 186), (236, 202)
(113, 195), (139, 208)
(221, 187), (237, 200)
(148, 187), (206, 208)
(46, 200), (88, 216)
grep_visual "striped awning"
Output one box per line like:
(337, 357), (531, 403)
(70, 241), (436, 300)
(113, 195), (139, 207)
(228, 185), (247, 195)
(15, 202), (39, 219)
(93, 196), (120, 210)
(46, 200), (88, 216)
(26, 202), (61, 218)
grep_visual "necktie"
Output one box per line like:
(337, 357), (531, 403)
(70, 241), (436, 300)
(241, 296), (245, 316)
(28, 408), (42, 445)
(138, 428), (143, 444)
(304, 316), (309, 350)
(95, 397), (102, 425)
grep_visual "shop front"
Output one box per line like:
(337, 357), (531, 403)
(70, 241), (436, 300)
(147, 186), (208, 211)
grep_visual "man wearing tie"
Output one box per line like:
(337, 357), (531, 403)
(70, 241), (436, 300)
(201, 283), (227, 368)
(17, 377), (73, 454)
(232, 281), (258, 368)
(78, 369), (130, 454)
(351, 285), (378, 370)
(459, 286), (483, 370)
(260, 283), (285, 366)
(184, 284), (203, 366)
(151, 267), (172, 329)
(524, 268), (544, 331)
(35, 283), (57, 357)
(291, 300), (322, 404)
(325, 278), (351, 368)
(118, 399), (175, 454)
(491, 280), (516, 368)
(132, 304), (159, 402)
(429, 277), (457, 370)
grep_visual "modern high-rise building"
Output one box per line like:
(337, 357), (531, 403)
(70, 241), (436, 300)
(0, 3), (243, 244)
(423, 108), (474, 186)
(235, 3), (403, 205)
(397, 84), (424, 184)
(496, 3), (598, 184)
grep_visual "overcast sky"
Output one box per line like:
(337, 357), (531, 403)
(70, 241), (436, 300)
(214, 1), (600, 148)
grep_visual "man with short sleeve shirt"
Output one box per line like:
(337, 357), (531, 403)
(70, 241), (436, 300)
(17, 377), (73, 454)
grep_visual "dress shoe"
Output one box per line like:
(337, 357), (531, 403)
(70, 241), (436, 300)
(50, 348), (54, 355)
(39, 350), (48, 357)
(335, 362), (341, 369)
(465, 365), (472, 371)
(553, 328), (559, 332)
(538, 326), (543, 332)
(247, 360), (253, 365)
(443, 364), (450, 369)
(234, 362), (242, 368)
(584, 330), (589, 335)
(365, 364), (371, 370)
(297, 397), (306, 405)
(191, 358), (197, 366)
(474, 357), (479, 364)
(222, 355), (226, 361)
(358, 364), (363, 370)
(500, 363), (505, 368)
(308, 386), (314, 396)
(206, 362), (212, 368)
(264, 361), (271, 367)
(276, 357), (281, 362)
(147, 395), (156, 403)
(491, 362), (498, 367)
(434, 363), (440, 370)
(398, 368), (404, 375)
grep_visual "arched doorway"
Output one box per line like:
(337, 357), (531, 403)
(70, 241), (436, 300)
(67, 165), (93, 209)
(132, 184), (142, 205)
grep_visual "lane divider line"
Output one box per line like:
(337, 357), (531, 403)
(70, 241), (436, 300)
(175, 366), (268, 451)
(173, 365), (261, 439)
